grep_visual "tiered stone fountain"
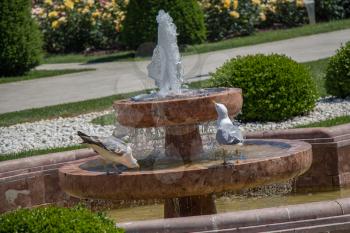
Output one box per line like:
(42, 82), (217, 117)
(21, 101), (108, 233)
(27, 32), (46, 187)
(59, 10), (312, 218)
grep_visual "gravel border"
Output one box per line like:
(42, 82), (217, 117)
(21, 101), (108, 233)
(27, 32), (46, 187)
(0, 97), (349, 155)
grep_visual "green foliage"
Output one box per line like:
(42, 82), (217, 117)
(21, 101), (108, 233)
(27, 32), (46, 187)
(209, 54), (318, 122)
(261, 0), (308, 28)
(200, 0), (260, 41)
(0, 0), (43, 76)
(325, 42), (350, 98)
(315, 0), (345, 21)
(121, 0), (206, 49)
(0, 206), (124, 233)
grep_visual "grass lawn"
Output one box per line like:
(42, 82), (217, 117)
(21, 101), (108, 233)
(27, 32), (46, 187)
(43, 19), (350, 64)
(0, 69), (95, 84)
(296, 115), (350, 128)
(0, 90), (146, 127)
(44, 51), (135, 64)
(0, 145), (85, 162)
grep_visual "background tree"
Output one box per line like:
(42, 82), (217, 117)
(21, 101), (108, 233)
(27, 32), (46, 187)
(121, 0), (206, 50)
(0, 0), (43, 76)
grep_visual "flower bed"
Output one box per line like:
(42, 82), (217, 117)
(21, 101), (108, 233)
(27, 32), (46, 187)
(31, 0), (350, 53)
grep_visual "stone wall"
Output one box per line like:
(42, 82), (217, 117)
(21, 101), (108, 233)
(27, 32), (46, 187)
(247, 124), (350, 191)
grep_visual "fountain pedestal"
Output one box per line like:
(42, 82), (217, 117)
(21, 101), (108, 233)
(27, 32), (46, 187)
(164, 194), (217, 218)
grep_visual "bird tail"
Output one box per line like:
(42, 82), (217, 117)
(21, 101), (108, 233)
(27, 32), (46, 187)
(77, 131), (98, 145)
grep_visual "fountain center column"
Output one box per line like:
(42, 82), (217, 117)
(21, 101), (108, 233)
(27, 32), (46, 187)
(165, 124), (203, 162)
(164, 124), (217, 218)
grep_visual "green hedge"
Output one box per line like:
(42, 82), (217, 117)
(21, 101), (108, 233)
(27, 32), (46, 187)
(0, 0), (42, 76)
(209, 54), (318, 122)
(325, 42), (350, 98)
(121, 0), (206, 49)
(0, 206), (124, 233)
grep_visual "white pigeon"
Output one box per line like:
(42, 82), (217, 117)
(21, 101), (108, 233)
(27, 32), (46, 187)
(77, 131), (139, 174)
(214, 102), (244, 145)
(214, 102), (244, 164)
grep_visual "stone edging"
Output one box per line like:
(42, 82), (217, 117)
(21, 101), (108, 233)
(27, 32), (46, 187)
(118, 197), (350, 233)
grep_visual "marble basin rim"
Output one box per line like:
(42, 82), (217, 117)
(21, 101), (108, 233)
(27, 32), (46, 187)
(59, 139), (312, 201)
(113, 87), (243, 128)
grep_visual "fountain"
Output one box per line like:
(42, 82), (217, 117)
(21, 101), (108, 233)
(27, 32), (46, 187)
(59, 10), (312, 219)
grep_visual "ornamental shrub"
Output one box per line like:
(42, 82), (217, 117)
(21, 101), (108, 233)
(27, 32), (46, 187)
(0, 0), (42, 76)
(200, 0), (261, 41)
(121, 0), (206, 50)
(33, 0), (127, 53)
(0, 206), (124, 233)
(209, 54), (318, 122)
(315, 0), (345, 21)
(260, 0), (308, 28)
(325, 42), (350, 98)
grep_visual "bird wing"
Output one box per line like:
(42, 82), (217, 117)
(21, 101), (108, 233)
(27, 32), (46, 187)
(99, 136), (128, 156)
(216, 124), (243, 145)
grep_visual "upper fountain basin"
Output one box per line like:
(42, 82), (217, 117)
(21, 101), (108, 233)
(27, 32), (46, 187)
(114, 88), (242, 128)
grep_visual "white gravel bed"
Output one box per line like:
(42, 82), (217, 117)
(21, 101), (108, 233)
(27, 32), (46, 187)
(239, 97), (350, 132)
(0, 97), (349, 155)
(0, 110), (114, 155)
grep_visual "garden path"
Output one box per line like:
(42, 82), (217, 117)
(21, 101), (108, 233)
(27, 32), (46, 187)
(0, 29), (349, 114)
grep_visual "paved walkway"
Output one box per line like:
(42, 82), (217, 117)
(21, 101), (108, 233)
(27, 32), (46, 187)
(1, 29), (349, 114)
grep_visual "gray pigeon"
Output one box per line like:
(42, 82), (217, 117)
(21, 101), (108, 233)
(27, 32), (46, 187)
(78, 131), (139, 174)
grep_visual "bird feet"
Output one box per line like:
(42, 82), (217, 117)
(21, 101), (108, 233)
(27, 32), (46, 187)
(223, 160), (234, 167)
(104, 164), (122, 175)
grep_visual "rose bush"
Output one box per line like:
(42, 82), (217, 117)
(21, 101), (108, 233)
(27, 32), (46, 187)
(199, 0), (263, 41)
(260, 0), (308, 28)
(32, 0), (128, 53)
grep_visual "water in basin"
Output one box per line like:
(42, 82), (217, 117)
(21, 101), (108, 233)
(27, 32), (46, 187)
(80, 140), (291, 173)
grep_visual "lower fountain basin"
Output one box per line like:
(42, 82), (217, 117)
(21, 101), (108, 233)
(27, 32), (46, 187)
(59, 139), (312, 201)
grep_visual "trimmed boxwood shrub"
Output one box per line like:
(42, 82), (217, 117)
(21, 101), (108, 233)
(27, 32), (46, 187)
(0, 206), (124, 233)
(121, 0), (206, 50)
(325, 42), (350, 98)
(209, 54), (318, 122)
(0, 0), (42, 76)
